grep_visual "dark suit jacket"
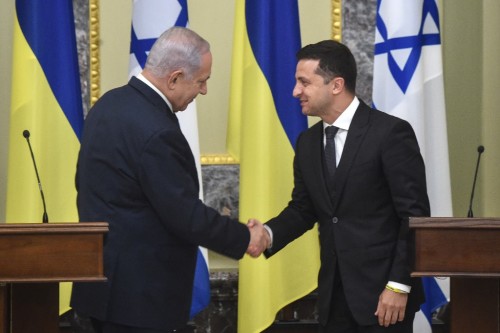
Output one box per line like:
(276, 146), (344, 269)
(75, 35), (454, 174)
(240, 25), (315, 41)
(265, 100), (428, 326)
(71, 77), (250, 331)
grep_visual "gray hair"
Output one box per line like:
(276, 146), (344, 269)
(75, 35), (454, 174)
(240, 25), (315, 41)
(145, 27), (210, 79)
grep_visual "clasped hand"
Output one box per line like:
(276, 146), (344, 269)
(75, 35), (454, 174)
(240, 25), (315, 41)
(246, 218), (271, 257)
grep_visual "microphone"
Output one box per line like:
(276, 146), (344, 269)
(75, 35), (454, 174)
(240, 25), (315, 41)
(467, 145), (485, 218)
(22, 130), (49, 223)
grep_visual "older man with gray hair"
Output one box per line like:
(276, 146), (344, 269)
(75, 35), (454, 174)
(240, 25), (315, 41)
(71, 27), (269, 333)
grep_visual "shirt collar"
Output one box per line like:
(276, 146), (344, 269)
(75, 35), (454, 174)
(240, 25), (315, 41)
(136, 73), (174, 113)
(323, 96), (359, 131)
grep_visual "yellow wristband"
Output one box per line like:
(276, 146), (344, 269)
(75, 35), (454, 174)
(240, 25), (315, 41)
(385, 285), (409, 294)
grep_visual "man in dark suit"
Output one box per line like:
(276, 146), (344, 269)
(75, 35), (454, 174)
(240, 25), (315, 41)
(261, 40), (429, 332)
(71, 27), (269, 333)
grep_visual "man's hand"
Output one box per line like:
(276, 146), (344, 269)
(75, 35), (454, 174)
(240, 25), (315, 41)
(246, 218), (270, 257)
(374, 287), (408, 327)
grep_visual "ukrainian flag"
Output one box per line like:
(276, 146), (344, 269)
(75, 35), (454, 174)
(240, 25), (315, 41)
(7, 1), (84, 314)
(227, 1), (320, 332)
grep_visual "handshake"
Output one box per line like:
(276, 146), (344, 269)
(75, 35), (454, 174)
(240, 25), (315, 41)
(246, 218), (271, 258)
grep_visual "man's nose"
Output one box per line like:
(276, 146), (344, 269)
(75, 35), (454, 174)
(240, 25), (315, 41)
(292, 84), (301, 98)
(200, 83), (207, 95)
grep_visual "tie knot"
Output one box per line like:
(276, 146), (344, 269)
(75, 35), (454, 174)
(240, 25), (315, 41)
(325, 126), (339, 139)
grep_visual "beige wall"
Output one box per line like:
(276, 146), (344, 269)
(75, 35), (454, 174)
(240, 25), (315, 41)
(442, 0), (500, 217)
(1, 1), (499, 235)
(481, 0), (500, 217)
(442, 1), (483, 217)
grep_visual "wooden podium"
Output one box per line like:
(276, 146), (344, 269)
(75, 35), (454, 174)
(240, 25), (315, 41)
(0, 222), (108, 333)
(410, 217), (500, 333)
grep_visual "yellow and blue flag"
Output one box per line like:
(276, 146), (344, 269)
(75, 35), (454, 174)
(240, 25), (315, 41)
(227, 1), (320, 332)
(7, 0), (83, 313)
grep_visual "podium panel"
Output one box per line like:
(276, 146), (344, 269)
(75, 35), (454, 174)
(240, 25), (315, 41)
(410, 217), (500, 333)
(410, 217), (500, 276)
(0, 222), (107, 333)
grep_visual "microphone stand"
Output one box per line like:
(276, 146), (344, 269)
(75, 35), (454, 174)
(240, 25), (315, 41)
(23, 130), (49, 223)
(467, 145), (484, 218)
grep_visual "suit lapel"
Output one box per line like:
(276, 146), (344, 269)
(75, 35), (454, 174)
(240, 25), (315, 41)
(305, 122), (335, 213)
(332, 102), (371, 211)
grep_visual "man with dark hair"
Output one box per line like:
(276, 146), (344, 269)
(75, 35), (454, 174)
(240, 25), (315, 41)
(260, 40), (428, 332)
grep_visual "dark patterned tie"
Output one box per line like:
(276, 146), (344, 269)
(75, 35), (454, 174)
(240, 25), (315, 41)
(324, 126), (339, 180)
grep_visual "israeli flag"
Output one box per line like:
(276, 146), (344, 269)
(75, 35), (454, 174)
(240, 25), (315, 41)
(129, 0), (210, 319)
(373, 0), (450, 331)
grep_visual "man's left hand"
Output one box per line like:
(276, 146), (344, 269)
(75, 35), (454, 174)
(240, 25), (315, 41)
(374, 288), (408, 327)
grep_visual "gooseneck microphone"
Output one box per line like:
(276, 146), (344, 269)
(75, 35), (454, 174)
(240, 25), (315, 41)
(23, 130), (49, 223)
(467, 145), (485, 218)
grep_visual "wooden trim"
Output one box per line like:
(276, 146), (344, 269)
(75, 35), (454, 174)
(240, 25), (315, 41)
(0, 222), (108, 234)
(410, 217), (500, 229)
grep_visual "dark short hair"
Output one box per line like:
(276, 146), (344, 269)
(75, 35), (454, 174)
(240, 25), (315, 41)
(296, 40), (357, 93)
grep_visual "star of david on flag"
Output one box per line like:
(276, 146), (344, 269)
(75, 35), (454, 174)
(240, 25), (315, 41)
(374, 0), (441, 94)
(128, 0), (210, 319)
(373, 0), (452, 332)
(129, 0), (187, 73)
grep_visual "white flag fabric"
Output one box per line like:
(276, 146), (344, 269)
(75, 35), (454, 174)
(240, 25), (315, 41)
(372, 0), (450, 331)
(129, 0), (210, 319)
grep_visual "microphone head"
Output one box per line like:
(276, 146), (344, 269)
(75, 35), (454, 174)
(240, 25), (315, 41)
(478, 145), (485, 153)
(23, 130), (30, 138)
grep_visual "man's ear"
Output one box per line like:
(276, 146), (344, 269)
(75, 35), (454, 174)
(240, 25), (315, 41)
(331, 77), (345, 95)
(167, 70), (183, 89)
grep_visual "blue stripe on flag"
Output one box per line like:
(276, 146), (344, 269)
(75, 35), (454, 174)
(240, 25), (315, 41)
(175, 0), (188, 27)
(421, 277), (448, 323)
(130, 29), (156, 69)
(245, 0), (307, 148)
(374, 35), (441, 54)
(190, 250), (210, 318)
(16, 0), (83, 140)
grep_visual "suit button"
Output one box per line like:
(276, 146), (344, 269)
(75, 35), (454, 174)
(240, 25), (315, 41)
(332, 217), (338, 224)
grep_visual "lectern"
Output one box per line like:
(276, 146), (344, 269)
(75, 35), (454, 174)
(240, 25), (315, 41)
(0, 222), (108, 333)
(410, 217), (500, 333)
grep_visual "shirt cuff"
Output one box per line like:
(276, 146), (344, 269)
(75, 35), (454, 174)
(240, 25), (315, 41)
(263, 224), (273, 249)
(387, 281), (411, 293)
